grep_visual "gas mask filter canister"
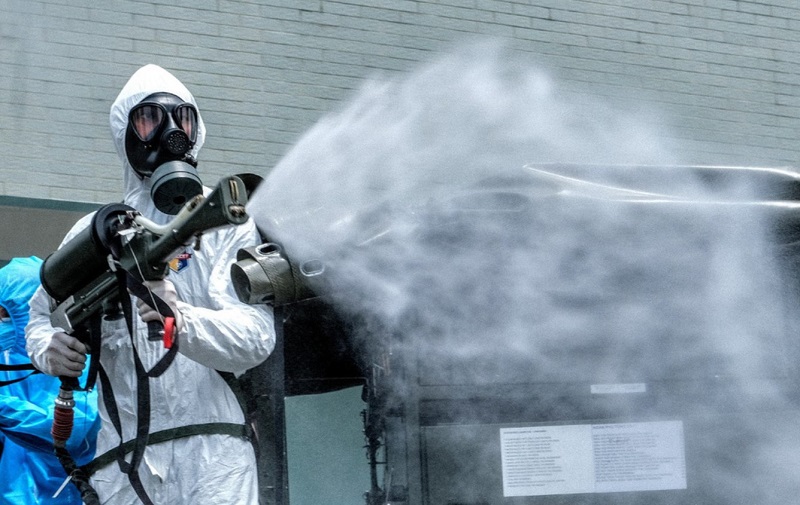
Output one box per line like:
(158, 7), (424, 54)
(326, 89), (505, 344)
(125, 92), (204, 214)
(150, 160), (203, 215)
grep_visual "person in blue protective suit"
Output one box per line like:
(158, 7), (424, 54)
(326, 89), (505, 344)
(0, 256), (99, 504)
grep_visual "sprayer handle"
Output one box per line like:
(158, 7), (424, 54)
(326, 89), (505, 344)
(147, 320), (162, 342)
(59, 376), (80, 391)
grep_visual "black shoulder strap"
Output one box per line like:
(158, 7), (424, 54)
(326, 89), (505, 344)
(216, 369), (260, 456)
(217, 370), (250, 414)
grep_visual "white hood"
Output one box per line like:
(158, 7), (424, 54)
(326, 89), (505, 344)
(109, 64), (208, 223)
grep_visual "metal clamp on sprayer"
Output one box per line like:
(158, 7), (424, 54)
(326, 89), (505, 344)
(228, 171), (330, 308)
(230, 242), (328, 306)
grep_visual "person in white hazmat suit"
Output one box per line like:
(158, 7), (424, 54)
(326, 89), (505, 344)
(25, 64), (275, 504)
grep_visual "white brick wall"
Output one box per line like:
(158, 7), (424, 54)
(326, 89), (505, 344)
(1, 0), (798, 203)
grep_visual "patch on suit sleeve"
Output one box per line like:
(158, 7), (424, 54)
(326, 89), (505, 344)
(169, 251), (192, 273)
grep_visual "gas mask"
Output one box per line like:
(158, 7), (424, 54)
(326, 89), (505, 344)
(125, 92), (203, 214)
(0, 316), (14, 352)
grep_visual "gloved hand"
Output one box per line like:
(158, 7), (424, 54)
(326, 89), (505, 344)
(38, 332), (88, 377)
(136, 279), (185, 333)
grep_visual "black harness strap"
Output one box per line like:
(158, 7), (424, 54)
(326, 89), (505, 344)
(216, 370), (261, 455)
(0, 367), (41, 387)
(81, 422), (252, 477)
(0, 362), (38, 371)
(95, 266), (181, 505)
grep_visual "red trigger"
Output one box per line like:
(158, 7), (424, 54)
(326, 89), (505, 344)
(163, 316), (175, 349)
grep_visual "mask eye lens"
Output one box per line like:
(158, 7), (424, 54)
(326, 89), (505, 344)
(174, 105), (198, 143)
(130, 104), (164, 142)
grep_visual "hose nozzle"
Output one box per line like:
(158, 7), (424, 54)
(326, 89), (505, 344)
(52, 384), (76, 447)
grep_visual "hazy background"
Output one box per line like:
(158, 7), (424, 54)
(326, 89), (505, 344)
(251, 42), (798, 502)
(2, 1), (799, 503)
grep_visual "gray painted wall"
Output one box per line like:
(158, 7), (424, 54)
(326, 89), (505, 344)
(1, 1), (799, 504)
(1, 0), (798, 205)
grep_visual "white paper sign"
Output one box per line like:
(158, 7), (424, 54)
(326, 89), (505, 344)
(500, 421), (686, 497)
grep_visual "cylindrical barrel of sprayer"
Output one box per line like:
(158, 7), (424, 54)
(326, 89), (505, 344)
(40, 203), (134, 303)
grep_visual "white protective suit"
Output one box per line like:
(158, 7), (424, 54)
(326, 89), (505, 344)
(25, 64), (275, 504)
